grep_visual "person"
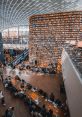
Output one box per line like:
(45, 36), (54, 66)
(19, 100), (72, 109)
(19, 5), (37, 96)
(40, 104), (47, 117)
(3, 78), (10, 87)
(16, 90), (25, 98)
(55, 62), (58, 73)
(55, 99), (62, 107)
(0, 90), (6, 106)
(50, 93), (55, 102)
(4, 107), (15, 117)
(30, 104), (37, 116)
(20, 82), (24, 89)
(0, 67), (3, 82)
(1, 73), (3, 82)
(46, 109), (53, 117)
(2, 97), (6, 106)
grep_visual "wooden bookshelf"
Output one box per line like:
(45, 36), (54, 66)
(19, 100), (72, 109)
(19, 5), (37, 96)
(29, 11), (82, 67)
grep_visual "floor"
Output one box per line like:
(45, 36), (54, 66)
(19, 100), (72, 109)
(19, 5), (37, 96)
(0, 81), (31, 117)
(6, 66), (64, 100)
(0, 66), (66, 117)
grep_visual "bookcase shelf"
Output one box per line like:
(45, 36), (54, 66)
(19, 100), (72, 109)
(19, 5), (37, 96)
(29, 11), (82, 67)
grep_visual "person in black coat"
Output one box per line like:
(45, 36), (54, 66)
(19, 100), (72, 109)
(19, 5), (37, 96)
(40, 104), (47, 117)
(46, 109), (53, 117)
(4, 107), (15, 117)
(50, 93), (55, 102)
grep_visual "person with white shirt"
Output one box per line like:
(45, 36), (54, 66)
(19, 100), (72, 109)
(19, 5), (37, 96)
(0, 90), (4, 99)
(0, 90), (6, 106)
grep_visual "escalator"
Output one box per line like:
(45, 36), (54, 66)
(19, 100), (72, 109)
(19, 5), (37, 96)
(9, 49), (29, 67)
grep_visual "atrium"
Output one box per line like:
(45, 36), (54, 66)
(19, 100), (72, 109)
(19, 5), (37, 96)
(0, 0), (82, 117)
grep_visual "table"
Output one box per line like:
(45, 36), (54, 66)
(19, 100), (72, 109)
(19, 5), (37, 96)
(11, 78), (65, 117)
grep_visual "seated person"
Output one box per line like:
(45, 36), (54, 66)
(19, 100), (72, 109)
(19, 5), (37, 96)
(8, 77), (11, 81)
(30, 104), (37, 116)
(3, 78), (9, 84)
(46, 109), (53, 117)
(27, 84), (32, 90)
(38, 89), (44, 95)
(3, 78), (12, 88)
(7, 81), (13, 87)
(43, 92), (48, 98)
(7, 76), (11, 80)
(40, 104), (47, 117)
(50, 93), (55, 102)
(55, 99), (62, 107)
(15, 75), (20, 81)
(20, 82), (24, 89)
(15, 89), (25, 98)
(18, 90), (24, 94)
(21, 63), (25, 68)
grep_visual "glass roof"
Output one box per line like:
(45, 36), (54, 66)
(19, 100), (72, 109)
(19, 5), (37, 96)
(0, 0), (81, 31)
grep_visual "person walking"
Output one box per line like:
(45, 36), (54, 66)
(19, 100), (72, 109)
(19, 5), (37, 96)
(0, 67), (3, 82)
(4, 107), (15, 117)
(0, 90), (6, 106)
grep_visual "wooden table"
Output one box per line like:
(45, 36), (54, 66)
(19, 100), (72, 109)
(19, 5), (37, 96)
(11, 78), (65, 117)
(11, 79), (25, 91)
(26, 90), (64, 117)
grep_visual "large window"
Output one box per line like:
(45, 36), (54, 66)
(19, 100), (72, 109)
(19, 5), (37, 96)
(2, 26), (29, 45)
(9, 27), (18, 39)
(2, 29), (8, 39)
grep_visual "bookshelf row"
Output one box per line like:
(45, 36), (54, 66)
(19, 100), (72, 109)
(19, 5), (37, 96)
(29, 11), (82, 67)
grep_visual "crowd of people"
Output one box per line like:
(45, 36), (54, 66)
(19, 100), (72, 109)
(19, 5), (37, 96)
(2, 76), (55, 117)
(0, 78), (54, 117)
(3, 76), (70, 117)
(0, 62), (15, 117)
(0, 61), (69, 117)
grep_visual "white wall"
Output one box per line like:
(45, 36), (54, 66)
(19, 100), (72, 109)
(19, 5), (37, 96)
(62, 49), (82, 117)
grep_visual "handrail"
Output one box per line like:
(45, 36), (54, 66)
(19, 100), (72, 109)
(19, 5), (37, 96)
(9, 49), (28, 67)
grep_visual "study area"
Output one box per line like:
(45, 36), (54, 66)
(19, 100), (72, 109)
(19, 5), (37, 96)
(0, 0), (82, 117)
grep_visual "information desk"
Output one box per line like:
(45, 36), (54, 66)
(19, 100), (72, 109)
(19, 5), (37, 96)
(11, 78), (65, 117)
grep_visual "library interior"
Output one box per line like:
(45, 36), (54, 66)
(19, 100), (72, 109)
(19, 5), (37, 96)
(0, 0), (82, 117)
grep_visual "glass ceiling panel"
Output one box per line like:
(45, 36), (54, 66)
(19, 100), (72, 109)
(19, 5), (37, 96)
(0, 0), (81, 31)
